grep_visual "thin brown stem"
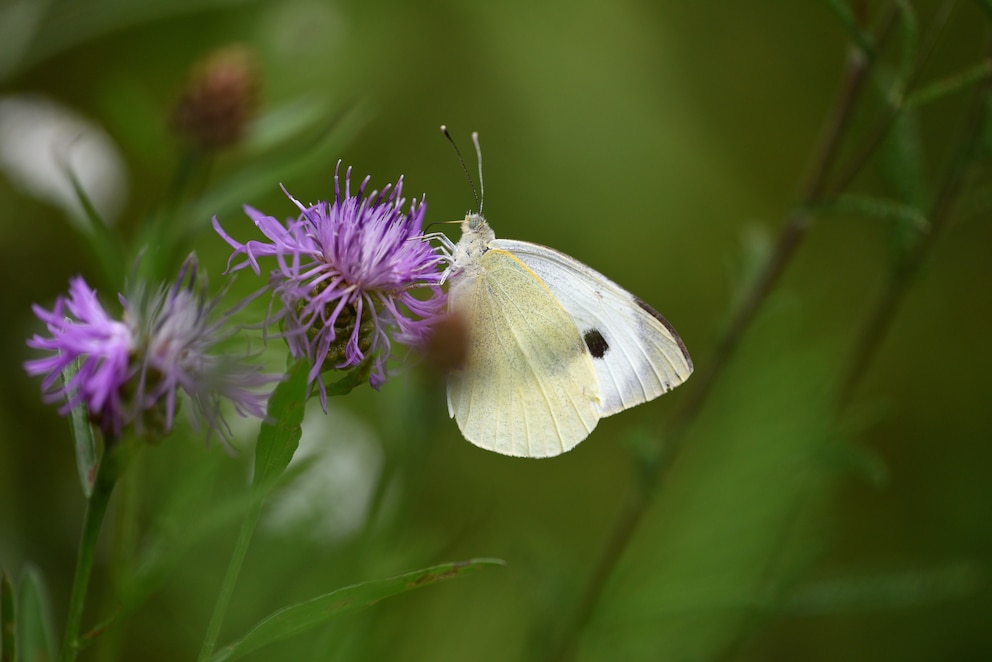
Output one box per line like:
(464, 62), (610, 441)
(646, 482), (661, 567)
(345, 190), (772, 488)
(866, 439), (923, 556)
(554, 18), (888, 660)
(830, 0), (958, 196)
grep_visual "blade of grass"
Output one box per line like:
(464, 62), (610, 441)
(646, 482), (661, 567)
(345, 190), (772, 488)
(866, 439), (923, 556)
(18, 567), (56, 662)
(211, 559), (505, 662)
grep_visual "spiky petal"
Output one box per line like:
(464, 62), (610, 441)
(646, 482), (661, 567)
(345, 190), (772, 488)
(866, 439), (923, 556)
(213, 162), (446, 407)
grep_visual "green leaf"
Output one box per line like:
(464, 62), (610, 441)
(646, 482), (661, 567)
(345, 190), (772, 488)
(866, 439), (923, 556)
(10, 0), (266, 76)
(15, 567), (55, 662)
(242, 95), (338, 157)
(62, 357), (99, 498)
(879, 104), (928, 209)
(784, 561), (985, 614)
(251, 358), (310, 493)
(821, 0), (873, 55)
(733, 223), (774, 305)
(250, 357), (374, 495)
(892, 0), (919, 100)
(818, 193), (928, 231)
(211, 559), (506, 662)
(323, 359), (374, 399)
(905, 61), (992, 110)
(814, 439), (890, 488)
(61, 163), (126, 288)
(1, 571), (14, 662)
(187, 100), (369, 231)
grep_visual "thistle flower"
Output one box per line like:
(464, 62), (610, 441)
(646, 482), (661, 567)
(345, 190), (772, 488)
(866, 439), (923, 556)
(212, 162), (446, 407)
(25, 256), (274, 445)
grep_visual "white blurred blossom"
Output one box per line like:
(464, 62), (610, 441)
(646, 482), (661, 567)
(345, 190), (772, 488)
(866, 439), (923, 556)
(263, 402), (384, 545)
(0, 94), (128, 226)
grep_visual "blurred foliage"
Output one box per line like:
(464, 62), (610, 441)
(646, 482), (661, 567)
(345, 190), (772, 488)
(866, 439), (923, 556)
(1, 0), (991, 660)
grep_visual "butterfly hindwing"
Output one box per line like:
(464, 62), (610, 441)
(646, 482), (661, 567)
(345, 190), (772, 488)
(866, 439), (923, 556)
(492, 239), (693, 417)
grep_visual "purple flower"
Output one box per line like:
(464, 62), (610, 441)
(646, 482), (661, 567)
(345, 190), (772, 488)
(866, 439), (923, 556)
(212, 162), (446, 407)
(25, 256), (275, 444)
(26, 277), (133, 437)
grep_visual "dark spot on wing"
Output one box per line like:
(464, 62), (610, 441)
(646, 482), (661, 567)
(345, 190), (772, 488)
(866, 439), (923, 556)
(583, 329), (609, 359)
(633, 296), (693, 369)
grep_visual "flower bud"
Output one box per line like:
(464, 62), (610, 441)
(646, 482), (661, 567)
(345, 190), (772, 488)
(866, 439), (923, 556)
(171, 46), (258, 151)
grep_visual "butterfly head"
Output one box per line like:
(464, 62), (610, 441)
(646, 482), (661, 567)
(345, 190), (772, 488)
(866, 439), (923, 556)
(463, 212), (491, 235)
(450, 211), (494, 269)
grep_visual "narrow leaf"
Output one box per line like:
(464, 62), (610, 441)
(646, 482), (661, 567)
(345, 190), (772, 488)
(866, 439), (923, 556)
(251, 357), (373, 495)
(14, 0), (267, 75)
(892, 0), (919, 98)
(785, 561), (985, 614)
(211, 558), (505, 662)
(16, 566), (55, 662)
(323, 359), (374, 399)
(815, 439), (890, 488)
(880, 104), (928, 209)
(818, 194), (928, 231)
(62, 164), (126, 287)
(251, 358), (310, 493)
(906, 61), (992, 109)
(1, 571), (14, 662)
(821, 0), (873, 55)
(242, 95), (336, 156)
(188, 101), (367, 227)
(62, 356), (99, 498)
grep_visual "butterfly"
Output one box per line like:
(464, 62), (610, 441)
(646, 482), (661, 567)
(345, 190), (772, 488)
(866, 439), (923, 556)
(435, 130), (692, 457)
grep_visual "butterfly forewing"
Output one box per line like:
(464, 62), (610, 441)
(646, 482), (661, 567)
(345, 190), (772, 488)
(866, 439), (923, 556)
(446, 248), (600, 457)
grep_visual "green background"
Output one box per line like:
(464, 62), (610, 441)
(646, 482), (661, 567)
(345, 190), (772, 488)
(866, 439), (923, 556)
(1, 1), (990, 659)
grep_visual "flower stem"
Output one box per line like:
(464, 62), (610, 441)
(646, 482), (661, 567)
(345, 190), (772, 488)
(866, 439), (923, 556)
(59, 447), (126, 662)
(197, 501), (262, 662)
(199, 357), (309, 661)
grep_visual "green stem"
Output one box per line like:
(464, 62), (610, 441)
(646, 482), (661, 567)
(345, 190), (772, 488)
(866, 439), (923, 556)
(197, 501), (263, 662)
(93, 449), (142, 661)
(199, 357), (309, 661)
(59, 448), (124, 662)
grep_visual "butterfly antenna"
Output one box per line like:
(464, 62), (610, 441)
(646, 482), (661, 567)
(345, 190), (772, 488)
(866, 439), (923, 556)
(472, 131), (484, 216)
(440, 125), (481, 213)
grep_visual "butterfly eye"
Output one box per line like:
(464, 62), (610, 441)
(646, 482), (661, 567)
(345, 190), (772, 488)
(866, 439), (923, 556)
(583, 329), (610, 359)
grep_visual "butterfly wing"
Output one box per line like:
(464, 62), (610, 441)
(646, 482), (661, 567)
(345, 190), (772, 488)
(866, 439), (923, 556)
(493, 239), (693, 417)
(446, 248), (601, 457)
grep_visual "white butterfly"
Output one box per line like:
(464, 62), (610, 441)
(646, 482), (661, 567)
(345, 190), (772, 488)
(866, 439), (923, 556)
(434, 131), (692, 458)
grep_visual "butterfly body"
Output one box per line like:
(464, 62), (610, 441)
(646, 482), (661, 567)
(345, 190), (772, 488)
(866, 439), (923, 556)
(445, 212), (692, 458)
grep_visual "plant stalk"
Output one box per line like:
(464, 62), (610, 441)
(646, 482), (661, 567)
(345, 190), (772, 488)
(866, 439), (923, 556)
(59, 447), (125, 662)
(197, 501), (263, 662)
